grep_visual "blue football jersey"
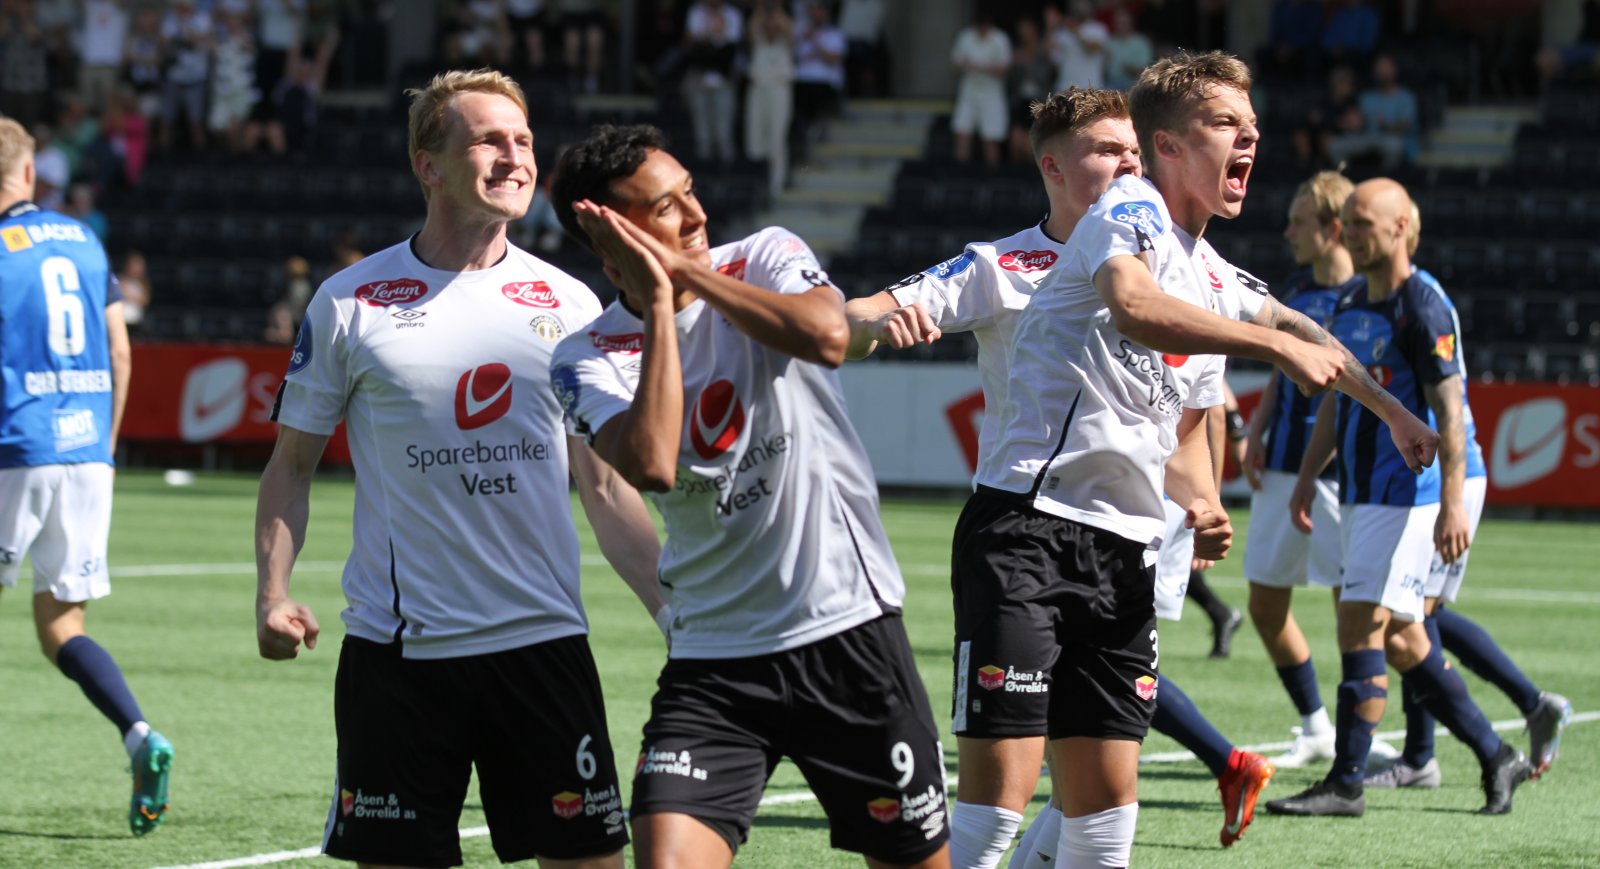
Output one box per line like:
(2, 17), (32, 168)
(1264, 267), (1360, 476)
(1, 202), (120, 468)
(1412, 267), (1485, 480)
(1330, 273), (1461, 506)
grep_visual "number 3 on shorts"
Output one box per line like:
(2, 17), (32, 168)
(1150, 629), (1159, 670)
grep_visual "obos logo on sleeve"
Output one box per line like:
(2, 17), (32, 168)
(689, 379), (745, 460)
(551, 363), (581, 415)
(1111, 201), (1164, 237)
(923, 251), (975, 280)
(287, 317), (313, 374)
(455, 362), (513, 430)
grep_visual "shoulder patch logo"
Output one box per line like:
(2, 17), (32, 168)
(1234, 268), (1269, 296)
(1433, 333), (1455, 362)
(1111, 201), (1165, 237)
(551, 363), (581, 415)
(1, 225), (32, 252)
(998, 250), (1059, 273)
(287, 317), (313, 374)
(924, 251), (976, 280)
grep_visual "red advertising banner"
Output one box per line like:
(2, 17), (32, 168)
(121, 343), (349, 462)
(1468, 383), (1600, 507)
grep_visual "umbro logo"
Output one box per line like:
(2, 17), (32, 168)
(392, 309), (425, 322)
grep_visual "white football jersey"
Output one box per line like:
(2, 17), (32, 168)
(978, 175), (1266, 547)
(551, 227), (904, 660)
(274, 238), (603, 659)
(888, 220), (1068, 480)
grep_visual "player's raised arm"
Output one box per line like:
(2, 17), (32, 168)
(844, 291), (942, 359)
(1251, 293), (1438, 473)
(254, 424), (329, 660)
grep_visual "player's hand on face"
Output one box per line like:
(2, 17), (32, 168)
(867, 303), (942, 349)
(1241, 433), (1265, 490)
(1388, 411), (1440, 473)
(1186, 501), (1232, 561)
(1434, 500), (1471, 564)
(574, 201), (673, 307)
(1282, 341), (1343, 396)
(256, 598), (320, 660)
(1288, 475), (1316, 534)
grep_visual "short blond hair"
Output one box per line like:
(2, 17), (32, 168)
(404, 69), (529, 194)
(1029, 87), (1129, 155)
(1293, 170), (1354, 226)
(1407, 200), (1421, 256)
(1128, 49), (1252, 173)
(0, 117), (35, 190)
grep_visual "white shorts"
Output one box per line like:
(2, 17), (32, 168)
(1244, 470), (1341, 589)
(951, 86), (1009, 141)
(1338, 501), (1438, 623)
(0, 463), (114, 602)
(1153, 500), (1192, 623)
(1426, 475), (1488, 604)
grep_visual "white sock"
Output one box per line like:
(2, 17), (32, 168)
(1008, 804), (1063, 869)
(1303, 706), (1334, 736)
(123, 721), (151, 757)
(1058, 803), (1137, 869)
(951, 801), (1023, 869)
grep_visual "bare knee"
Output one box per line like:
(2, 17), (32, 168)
(1247, 583), (1290, 633)
(33, 594), (87, 665)
(1385, 620), (1430, 671)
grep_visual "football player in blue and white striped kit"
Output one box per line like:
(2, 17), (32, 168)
(1267, 178), (1531, 818)
(0, 117), (172, 836)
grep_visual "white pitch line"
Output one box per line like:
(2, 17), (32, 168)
(152, 713), (1595, 869)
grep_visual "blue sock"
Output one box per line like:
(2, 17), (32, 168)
(1333, 649), (1387, 788)
(1403, 642), (1503, 765)
(1436, 606), (1542, 715)
(1401, 616), (1440, 767)
(1276, 658), (1324, 717)
(56, 636), (144, 736)
(1152, 677), (1234, 777)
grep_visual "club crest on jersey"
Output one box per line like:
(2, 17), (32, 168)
(689, 379), (745, 460)
(355, 278), (428, 306)
(590, 331), (643, 355)
(924, 251), (975, 280)
(455, 363), (513, 430)
(530, 315), (564, 341)
(502, 281), (558, 308)
(998, 249), (1058, 273)
(1433, 334), (1455, 362)
(287, 317), (313, 374)
(1111, 201), (1164, 237)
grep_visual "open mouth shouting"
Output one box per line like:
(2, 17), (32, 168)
(1225, 155), (1253, 200)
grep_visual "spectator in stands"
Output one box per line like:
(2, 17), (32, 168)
(36, 0), (79, 89)
(949, 10), (1011, 170)
(158, 0), (212, 152)
(263, 254), (310, 344)
(80, 0), (131, 113)
(63, 182), (109, 241)
(1102, 6), (1152, 90)
(300, 0), (346, 91)
(790, 1), (846, 166)
(116, 249), (150, 331)
(31, 124), (70, 210)
(123, 5), (165, 120)
(252, 0), (302, 121)
(505, 0), (548, 72)
(1322, 0), (1380, 69)
(683, 0), (743, 164)
(1328, 54), (1419, 170)
(210, 8), (261, 152)
(53, 96), (102, 179)
(443, 0), (511, 69)
(1293, 64), (1361, 168)
(555, 0), (608, 93)
(838, 0), (888, 97)
(1006, 16), (1055, 164)
(1536, 0), (1600, 87)
(92, 86), (149, 188)
(1, 0), (53, 128)
(744, 0), (794, 197)
(1260, 0), (1323, 78)
(1049, 1), (1107, 91)
(257, 58), (318, 152)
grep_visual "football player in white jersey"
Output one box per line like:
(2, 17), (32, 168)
(254, 70), (665, 869)
(969, 51), (1438, 867)
(549, 124), (949, 869)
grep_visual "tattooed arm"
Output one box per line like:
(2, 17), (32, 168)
(1423, 375), (1470, 563)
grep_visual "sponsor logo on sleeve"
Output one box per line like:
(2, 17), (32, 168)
(689, 379), (745, 460)
(354, 278), (429, 306)
(717, 258), (748, 281)
(887, 272), (924, 291)
(287, 317), (313, 374)
(1134, 675), (1159, 701)
(998, 249), (1059, 273)
(1235, 268), (1269, 296)
(590, 331), (643, 354)
(502, 280), (559, 308)
(799, 268), (831, 287)
(924, 251), (976, 280)
(1111, 201), (1165, 237)
(1, 225), (32, 252)
(552, 363), (581, 414)
(454, 363), (513, 430)
(1433, 334), (1456, 362)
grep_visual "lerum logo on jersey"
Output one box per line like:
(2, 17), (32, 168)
(455, 363), (514, 430)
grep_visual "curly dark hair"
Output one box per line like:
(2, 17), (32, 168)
(550, 123), (667, 250)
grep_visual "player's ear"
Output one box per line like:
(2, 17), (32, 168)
(1038, 151), (1063, 184)
(413, 150), (442, 190)
(1153, 128), (1180, 161)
